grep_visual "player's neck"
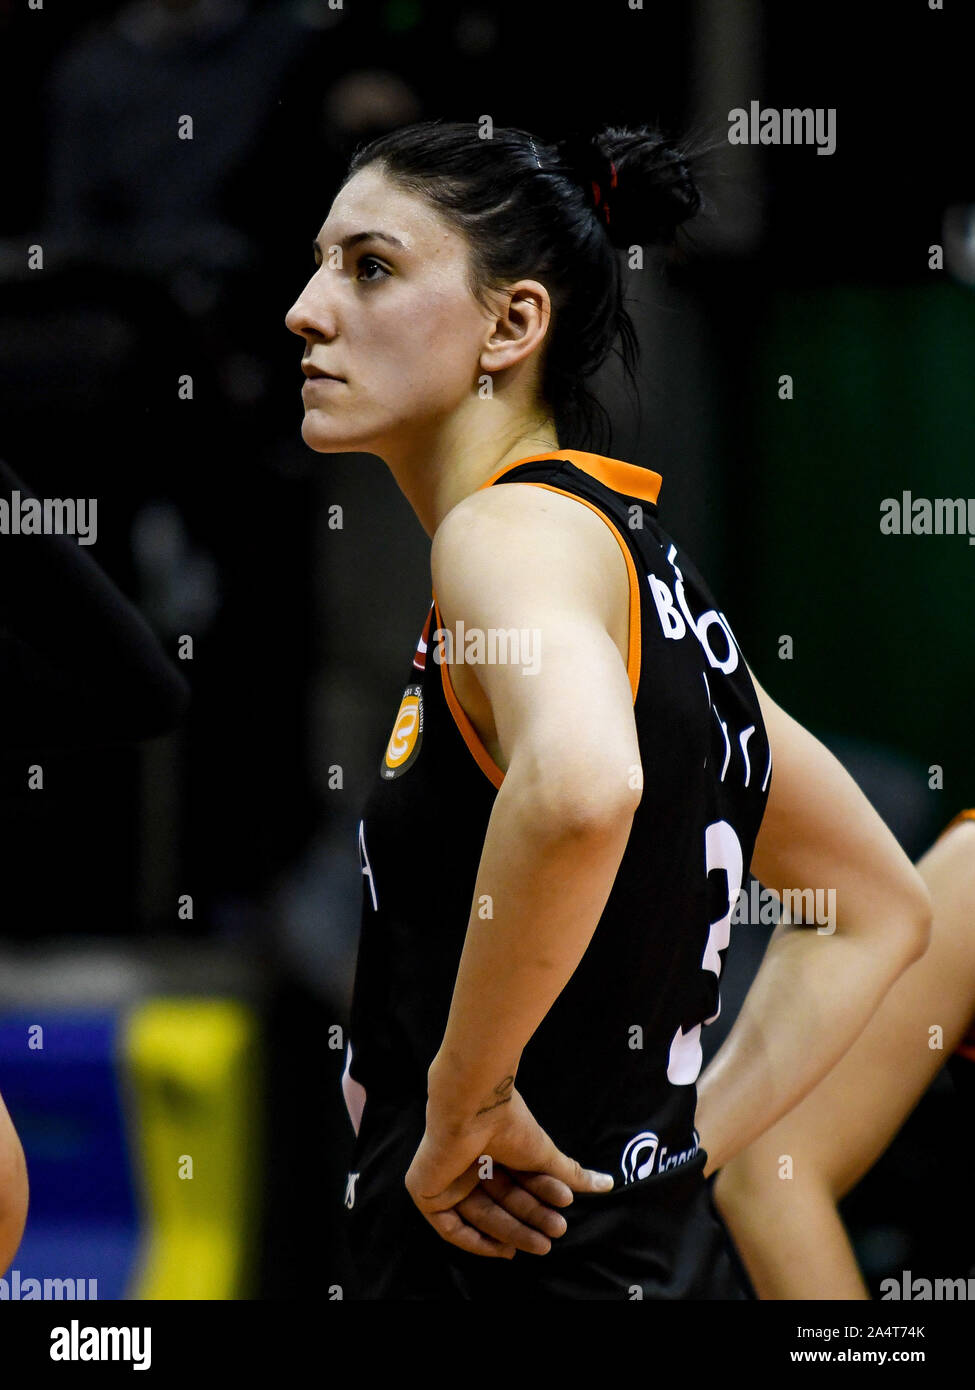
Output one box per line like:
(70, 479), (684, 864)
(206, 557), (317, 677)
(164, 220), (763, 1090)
(375, 403), (560, 540)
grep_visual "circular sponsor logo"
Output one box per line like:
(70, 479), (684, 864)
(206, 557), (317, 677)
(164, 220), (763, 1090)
(621, 1131), (659, 1184)
(381, 684), (423, 779)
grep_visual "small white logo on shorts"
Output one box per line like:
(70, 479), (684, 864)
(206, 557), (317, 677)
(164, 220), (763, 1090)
(621, 1129), (702, 1183)
(621, 1132), (659, 1184)
(344, 1171), (360, 1208)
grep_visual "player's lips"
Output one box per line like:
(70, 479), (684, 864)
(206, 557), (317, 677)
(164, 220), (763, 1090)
(302, 376), (344, 393)
(302, 364), (345, 382)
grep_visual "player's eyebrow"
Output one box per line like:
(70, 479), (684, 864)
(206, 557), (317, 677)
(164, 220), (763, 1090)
(313, 231), (406, 258)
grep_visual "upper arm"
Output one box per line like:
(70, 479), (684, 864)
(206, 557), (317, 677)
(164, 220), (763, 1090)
(746, 662), (932, 944)
(431, 485), (642, 825)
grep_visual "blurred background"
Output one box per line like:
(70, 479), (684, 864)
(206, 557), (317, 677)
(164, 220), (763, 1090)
(0, 0), (972, 1298)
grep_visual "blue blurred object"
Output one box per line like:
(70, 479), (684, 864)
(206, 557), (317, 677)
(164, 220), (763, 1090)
(0, 1011), (139, 1299)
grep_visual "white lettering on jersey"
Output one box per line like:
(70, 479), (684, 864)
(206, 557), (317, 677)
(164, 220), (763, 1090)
(701, 820), (743, 984)
(649, 550), (765, 787)
(647, 545), (740, 675)
(344, 1171), (361, 1208)
(739, 725), (756, 787)
(648, 574), (685, 639)
(657, 1132), (701, 1173)
(357, 818), (377, 912)
(713, 706), (731, 781)
(667, 819), (744, 1086)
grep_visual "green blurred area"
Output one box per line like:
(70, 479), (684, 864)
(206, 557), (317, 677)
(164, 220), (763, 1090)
(747, 279), (975, 807)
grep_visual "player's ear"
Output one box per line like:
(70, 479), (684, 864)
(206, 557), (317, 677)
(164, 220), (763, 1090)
(479, 280), (551, 375)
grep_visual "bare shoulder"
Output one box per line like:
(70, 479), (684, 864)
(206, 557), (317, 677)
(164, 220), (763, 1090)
(431, 481), (628, 627)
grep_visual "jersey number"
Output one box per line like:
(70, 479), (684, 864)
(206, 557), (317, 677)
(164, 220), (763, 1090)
(666, 819), (743, 1086)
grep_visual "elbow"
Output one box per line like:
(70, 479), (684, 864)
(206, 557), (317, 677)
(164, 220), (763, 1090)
(566, 793), (642, 844)
(899, 873), (934, 965)
(873, 870), (934, 973)
(519, 763), (643, 843)
(827, 870), (932, 976)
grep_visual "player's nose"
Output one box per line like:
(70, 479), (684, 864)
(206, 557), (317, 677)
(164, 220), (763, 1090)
(285, 272), (337, 340)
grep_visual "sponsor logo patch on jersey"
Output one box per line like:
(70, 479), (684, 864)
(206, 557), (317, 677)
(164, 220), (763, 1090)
(381, 683), (424, 779)
(621, 1131), (659, 1184)
(621, 1128), (701, 1182)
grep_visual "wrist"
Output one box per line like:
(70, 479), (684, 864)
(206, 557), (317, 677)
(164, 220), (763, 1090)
(427, 1048), (522, 1127)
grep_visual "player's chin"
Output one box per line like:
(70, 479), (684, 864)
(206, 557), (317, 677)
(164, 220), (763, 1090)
(300, 411), (363, 454)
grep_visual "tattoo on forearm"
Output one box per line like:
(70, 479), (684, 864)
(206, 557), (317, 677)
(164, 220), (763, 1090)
(476, 1074), (514, 1117)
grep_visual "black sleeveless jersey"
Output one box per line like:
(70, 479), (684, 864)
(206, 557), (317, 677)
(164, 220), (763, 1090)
(342, 449), (772, 1208)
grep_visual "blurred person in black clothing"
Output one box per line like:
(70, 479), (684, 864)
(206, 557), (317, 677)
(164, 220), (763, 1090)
(0, 453), (190, 1273)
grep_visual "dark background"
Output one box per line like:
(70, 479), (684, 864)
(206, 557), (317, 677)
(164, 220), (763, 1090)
(0, 0), (972, 1297)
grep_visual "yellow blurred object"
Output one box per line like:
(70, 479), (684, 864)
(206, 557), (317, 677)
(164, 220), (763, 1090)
(120, 998), (262, 1300)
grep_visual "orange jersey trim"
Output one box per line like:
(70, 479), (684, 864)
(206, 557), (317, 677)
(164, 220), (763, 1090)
(431, 467), (644, 791)
(478, 449), (663, 507)
(432, 595), (505, 790)
(937, 808), (975, 841)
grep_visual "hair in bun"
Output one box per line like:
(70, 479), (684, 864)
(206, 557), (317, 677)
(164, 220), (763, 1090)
(555, 127), (702, 250)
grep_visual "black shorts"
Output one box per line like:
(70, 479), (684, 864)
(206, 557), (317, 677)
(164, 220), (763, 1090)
(344, 1117), (754, 1300)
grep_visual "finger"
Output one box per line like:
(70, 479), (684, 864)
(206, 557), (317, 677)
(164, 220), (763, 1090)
(424, 1206), (517, 1259)
(507, 1170), (576, 1208)
(524, 1136), (615, 1195)
(406, 1162), (480, 1211)
(494, 1115), (615, 1196)
(456, 1186), (553, 1255)
(479, 1170), (569, 1238)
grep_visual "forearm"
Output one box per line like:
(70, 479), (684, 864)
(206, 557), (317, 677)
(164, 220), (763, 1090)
(428, 764), (637, 1123)
(696, 921), (923, 1175)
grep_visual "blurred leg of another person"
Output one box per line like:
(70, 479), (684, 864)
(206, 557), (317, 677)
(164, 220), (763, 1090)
(712, 811), (975, 1299)
(0, 1089), (28, 1275)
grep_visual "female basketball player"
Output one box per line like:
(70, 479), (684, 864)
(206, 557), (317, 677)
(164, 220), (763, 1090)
(709, 808), (975, 1299)
(284, 120), (932, 1298)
